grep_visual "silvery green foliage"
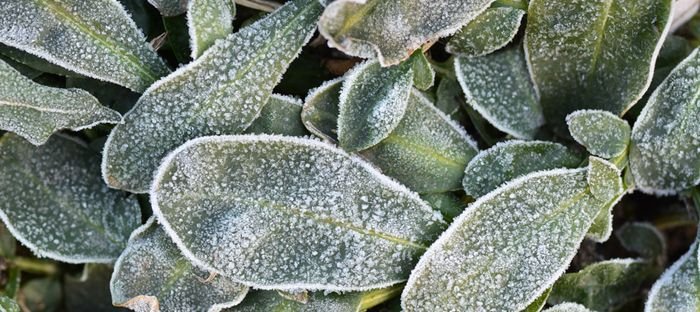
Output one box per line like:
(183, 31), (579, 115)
(548, 258), (656, 311)
(645, 240), (700, 312)
(230, 290), (364, 311)
(148, 0), (189, 16)
(586, 157), (625, 243)
(0, 134), (140, 263)
(455, 47), (544, 139)
(362, 91), (479, 194)
(462, 140), (581, 198)
(421, 193), (466, 222)
(410, 51), (435, 90)
(544, 303), (594, 312)
(318, 0), (495, 66)
(187, 0), (235, 59)
(616, 222), (666, 260)
(524, 288), (552, 312)
(0, 0), (171, 92)
(301, 77), (343, 142)
(338, 60), (413, 152)
(446, 7), (525, 57)
(102, 0), (322, 193)
(111, 217), (248, 312)
(566, 110), (631, 159)
(246, 94), (308, 136)
(525, 0), (672, 126)
(401, 159), (622, 311)
(151, 135), (445, 291)
(0, 297), (19, 312)
(629, 48), (700, 195)
(0, 60), (121, 146)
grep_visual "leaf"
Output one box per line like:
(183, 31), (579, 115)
(151, 135), (445, 291)
(111, 217), (248, 312)
(0, 296), (19, 312)
(362, 91), (479, 193)
(446, 7), (525, 57)
(148, 0), (189, 16)
(0, 0), (171, 92)
(421, 193), (466, 223)
(0, 223), (15, 258)
(525, 0), (673, 127)
(64, 265), (125, 312)
(548, 258), (657, 311)
(543, 303), (594, 312)
(230, 291), (365, 311)
(523, 288), (552, 312)
(434, 77), (469, 126)
(0, 60), (121, 146)
(629, 48), (700, 195)
(462, 140), (582, 198)
(19, 278), (61, 312)
(0, 44), (80, 78)
(245, 94), (309, 136)
(410, 51), (435, 90)
(616, 222), (666, 260)
(0, 134), (141, 263)
(455, 46), (544, 139)
(338, 60), (413, 152)
(401, 159), (622, 311)
(301, 77), (342, 142)
(187, 0), (235, 59)
(645, 239), (700, 312)
(318, 0), (495, 66)
(566, 110), (631, 159)
(585, 157), (625, 243)
(102, 0), (323, 193)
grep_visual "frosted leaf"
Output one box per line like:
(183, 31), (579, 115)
(0, 134), (141, 263)
(0, 0), (171, 92)
(629, 48), (700, 195)
(188, 0), (235, 59)
(586, 157), (625, 242)
(525, 0), (672, 128)
(645, 239), (700, 312)
(338, 59), (413, 152)
(111, 217), (248, 312)
(616, 222), (666, 260)
(151, 135), (445, 291)
(462, 140), (582, 198)
(229, 287), (401, 311)
(455, 46), (544, 139)
(566, 110), (631, 159)
(543, 303), (594, 312)
(446, 7), (525, 57)
(410, 51), (435, 91)
(245, 94), (308, 136)
(318, 0), (495, 66)
(421, 192), (466, 222)
(64, 264), (123, 311)
(549, 258), (656, 311)
(363, 91), (479, 194)
(0, 297), (19, 312)
(0, 44), (80, 78)
(102, 0), (323, 193)
(523, 288), (552, 312)
(148, 0), (189, 16)
(401, 162), (623, 311)
(301, 77), (343, 142)
(0, 59), (121, 146)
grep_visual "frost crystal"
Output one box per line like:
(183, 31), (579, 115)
(544, 303), (594, 312)
(111, 217), (248, 312)
(0, 0), (171, 92)
(645, 240), (700, 312)
(151, 135), (445, 291)
(301, 77), (343, 142)
(246, 94), (308, 137)
(230, 290), (364, 311)
(447, 7), (525, 57)
(149, 0), (190, 16)
(0, 59), (121, 146)
(566, 110), (631, 159)
(0, 134), (140, 263)
(187, 0), (235, 59)
(102, 0), (323, 193)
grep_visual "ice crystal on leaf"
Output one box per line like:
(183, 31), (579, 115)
(567, 110), (631, 159)
(544, 303), (594, 312)
(230, 290), (366, 311)
(149, 0), (189, 16)
(302, 78), (343, 142)
(246, 94), (308, 137)
(447, 7), (525, 57)
(645, 239), (700, 312)
(187, 0), (235, 59)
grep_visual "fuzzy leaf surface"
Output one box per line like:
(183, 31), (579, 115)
(246, 94), (308, 136)
(187, 0), (235, 59)
(148, 0), (189, 16)
(543, 303), (594, 312)
(230, 290), (364, 311)
(447, 7), (524, 57)
(645, 240), (700, 312)
(567, 110), (631, 159)
(301, 78), (342, 142)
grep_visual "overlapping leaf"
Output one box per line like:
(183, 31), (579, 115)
(148, 0), (189, 16)
(187, 0), (235, 59)
(447, 7), (525, 57)
(102, 0), (323, 193)
(585, 157), (625, 243)
(567, 110), (631, 159)
(231, 286), (402, 311)
(525, 0), (672, 127)
(246, 94), (308, 136)
(629, 48), (700, 195)
(616, 222), (666, 260)
(0, 134), (140, 263)
(544, 303), (594, 312)
(151, 135), (445, 291)
(645, 239), (700, 311)
(0, 0), (171, 92)
(318, 0), (495, 66)
(64, 265), (122, 312)
(111, 217), (248, 312)
(301, 77), (343, 142)
(0, 59), (121, 146)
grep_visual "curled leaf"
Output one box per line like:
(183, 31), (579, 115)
(446, 7), (525, 57)
(301, 77), (343, 142)
(187, 0), (235, 59)
(566, 110), (631, 159)
(245, 94), (308, 136)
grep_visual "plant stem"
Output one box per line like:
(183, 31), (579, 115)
(11, 257), (59, 276)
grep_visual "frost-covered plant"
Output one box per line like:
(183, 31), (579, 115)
(0, 0), (699, 311)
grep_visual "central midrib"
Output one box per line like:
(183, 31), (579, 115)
(0, 99), (81, 114)
(588, 0), (614, 75)
(380, 133), (465, 169)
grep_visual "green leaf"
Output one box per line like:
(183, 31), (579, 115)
(151, 135), (445, 291)
(0, 0), (171, 92)
(102, 0), (323, 193)
(64, 265), (123, 312)
(645, 239), (700, 311)
(455, 46), (544, 139)
(0, 44), (81, 78)
(434, 77), (469, 126)
(543, 303), (594, 312)
(0, 60), (121, 146)
(616, 222), (666, 260)
(629, 48), (700, 195)
(446, 7), (525, 57)
(246, 94), (309, 136)
(20, 278), (61, 312)
(421, 192), (467, 223)
(111, 217), (248, 312)
(148, 0), (189, 16)
(548, 259), (657, 311)
(187, 0), (235, 59)
(0, 134), (141, 263)
(0, 296), (19, 312)
(362, 91), (479, 194)
(230, 291), (364, 311)
(338, 60), (413, 152)
(318, 0), (495, 66)
(401, 159), (622, 311)
(462, 140), (582, 198)
(585, 157), (625, 243)
(566, 110), (631, 159)
(0, 223), (15, 258)
(525, 0), (673, 127)
(301, 77), (342, 142)
(523, 288), (552, 312)
(409, 51), (435, 90)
